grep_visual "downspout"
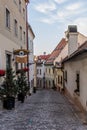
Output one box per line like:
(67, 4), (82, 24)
(26, 1), (29, 83)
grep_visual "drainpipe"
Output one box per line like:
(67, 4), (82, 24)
(33, 56), (38, 93)
(26, 1), (29, 83)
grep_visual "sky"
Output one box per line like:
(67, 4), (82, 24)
(28, 0), (87, 55)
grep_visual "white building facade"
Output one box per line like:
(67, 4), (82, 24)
(36, 55), (50, 89)
(28, 24), (35, 93)
(37, 61), (45, 88)
(0, 0), (29, 84)
(64, 54), (87, 110)
(63, 25), (87, 110)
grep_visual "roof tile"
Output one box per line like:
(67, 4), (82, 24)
(46, 38), (67, 64)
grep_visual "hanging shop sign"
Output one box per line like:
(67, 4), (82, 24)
(13, 49), (29, 55)
(13, 49), (29, 63)
(15, 56), (27, 63)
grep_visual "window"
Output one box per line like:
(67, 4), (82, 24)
(6, 53), (11, 69)
(61, 76), (62, 85)
(15, 62), (18, 71)
(6, 8), (10, 29)
(32, 42), (33, 53)
(53, 68), (54, 74)
(23, 8), (25, 19)
(40, 69), (41, 75)
(19, 0), (21, 12)
(23, 31), (25, 44)
(45, 80), (47, 87)
(14, 19), (18, 36)
(58, 75), (60, 84)
(53, 80), (54, 86)
(74, 73), (80, 93)
(21, 63), (23, 69)
(46, 68), (47, 73)
(40, 80), (42, 87)
(64, 71), (67, 82)
(14, 0), (16, 4)
(37, 69), (39, 74)
(56, 78), (57, 85)
(24, 63), (26, 68)
(20, 26), (22, 40)
(49, 68), (50, 74)
(49, 80), (50, 86)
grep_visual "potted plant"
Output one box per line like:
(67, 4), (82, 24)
(0, 68), (17, 110)
(16, 70), (29, 103)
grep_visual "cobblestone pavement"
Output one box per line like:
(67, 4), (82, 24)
(0, 89), (87, 130)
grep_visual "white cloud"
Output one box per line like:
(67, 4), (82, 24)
(32, 0), (87, 28)
(66, 2), (82, 11)
(40, 18), (54, 24)
(34, 2), (56, 14)
(55, 4), (86, 21)
(56, 11), (66, 19)
(74, 17), (87, 36)
(38, 10), (72, 24)
(54, 0), (68, 4)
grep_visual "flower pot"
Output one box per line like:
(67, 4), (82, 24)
(17, 93), (25, 103)
(17, 93), (22, 101)
(9, 97), (15, 108)
(3, 97), (15, 110)
(29, 93), (31, 96)
(33, 87), (36, 93)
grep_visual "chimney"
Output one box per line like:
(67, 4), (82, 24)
(65, 31), (68, 41)
(43, 52), (46, 55)
(66, 25), (78, 56)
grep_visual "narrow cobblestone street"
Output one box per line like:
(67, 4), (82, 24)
(0, 89), (87, 130)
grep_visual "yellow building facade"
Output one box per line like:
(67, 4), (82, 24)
(45, 64), (54, 89)
(54, 67), (63, 91)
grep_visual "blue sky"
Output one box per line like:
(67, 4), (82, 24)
(28, 0), (87, 55)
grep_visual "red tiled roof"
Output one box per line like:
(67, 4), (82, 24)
(78, 41), (87, 50)
(46, 38), (67, 64)
(38, 54), (50, 60)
